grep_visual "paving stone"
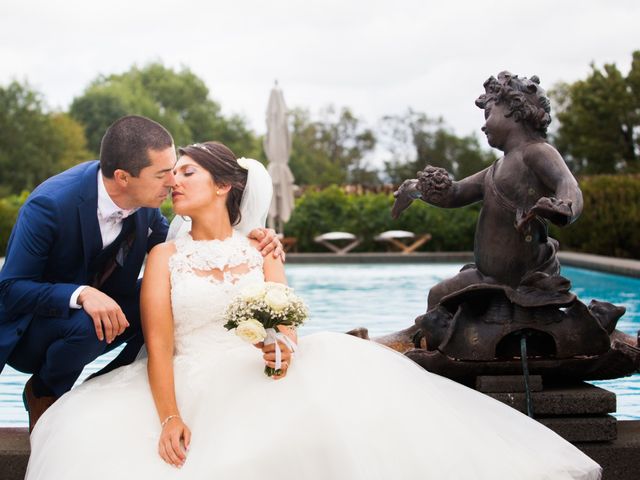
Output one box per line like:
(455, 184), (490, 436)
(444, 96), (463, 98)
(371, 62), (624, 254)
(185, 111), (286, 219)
(0, 427), (28, 480)
(475, 375), (543, 392)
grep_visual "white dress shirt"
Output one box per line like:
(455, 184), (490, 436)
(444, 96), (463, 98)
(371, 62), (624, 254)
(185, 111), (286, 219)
(69, 171), (137, 308)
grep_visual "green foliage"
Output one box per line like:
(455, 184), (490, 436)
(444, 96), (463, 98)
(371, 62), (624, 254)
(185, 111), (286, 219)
(0, 81), (90, 195)
(0, 191), (28, 255)
(160, 197), (175, 223)
(68, 89), (129, 156)
(2, 178), (638, 258)
(551, 174), (640, 258)
(283, 186), (479, 252)
(288, 107), (378, 186)
(69, 62), (256, 157)
(49, 113), (92, 171)
(551, 51), (640, 174)
(380, 110), (495, 183)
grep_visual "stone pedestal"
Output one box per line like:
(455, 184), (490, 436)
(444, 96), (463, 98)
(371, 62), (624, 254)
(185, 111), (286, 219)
(476, 375), (640, 479)
(577, 420), (640, 480)
(476, 376), (617, 442)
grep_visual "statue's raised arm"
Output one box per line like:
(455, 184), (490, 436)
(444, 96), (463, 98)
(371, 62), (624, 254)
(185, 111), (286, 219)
(392, 166), (488, 219)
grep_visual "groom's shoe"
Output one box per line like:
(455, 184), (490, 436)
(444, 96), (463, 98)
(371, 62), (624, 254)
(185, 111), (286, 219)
(23, 376), (57, 433)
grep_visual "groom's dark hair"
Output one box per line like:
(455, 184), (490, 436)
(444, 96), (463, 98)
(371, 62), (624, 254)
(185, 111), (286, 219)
(100, 115), (174, 178)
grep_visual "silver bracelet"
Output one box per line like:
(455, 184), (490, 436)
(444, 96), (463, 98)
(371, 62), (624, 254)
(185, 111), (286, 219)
(161, 414), (180, 428)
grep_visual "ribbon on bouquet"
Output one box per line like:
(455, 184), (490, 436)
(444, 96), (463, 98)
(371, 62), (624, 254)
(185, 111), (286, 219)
(264, 328), (297, 370)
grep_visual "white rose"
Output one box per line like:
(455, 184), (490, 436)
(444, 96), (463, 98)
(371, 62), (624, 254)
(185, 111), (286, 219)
(235, 319), (267, 344)
(240, 283), (266, 302)
(264, 289), (289, 312)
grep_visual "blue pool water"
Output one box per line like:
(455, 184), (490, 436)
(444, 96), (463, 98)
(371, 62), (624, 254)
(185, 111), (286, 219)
(1, 263), (638, 426)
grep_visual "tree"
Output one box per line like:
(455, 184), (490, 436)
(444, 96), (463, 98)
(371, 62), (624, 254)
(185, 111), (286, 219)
(551, 51), (640, 174)
(288, 106), (378, 186)
(49, 113), (92, 170)
(379, 110), (495, 184)
(70, 63), (256, 157)
(0, 81), (89, 195)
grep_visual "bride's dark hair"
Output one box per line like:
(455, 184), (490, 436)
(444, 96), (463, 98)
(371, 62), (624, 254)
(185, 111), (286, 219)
(178, 142), (248, 226)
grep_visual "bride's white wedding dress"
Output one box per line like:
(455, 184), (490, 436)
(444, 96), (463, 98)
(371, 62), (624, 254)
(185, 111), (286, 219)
(26, 232), (601, 479)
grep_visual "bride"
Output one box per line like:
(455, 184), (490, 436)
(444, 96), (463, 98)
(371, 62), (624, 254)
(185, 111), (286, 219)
(26, 142), (601, 479)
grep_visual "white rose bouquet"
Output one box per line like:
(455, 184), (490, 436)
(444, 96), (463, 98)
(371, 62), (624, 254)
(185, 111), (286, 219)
(223, 282), (309, 377)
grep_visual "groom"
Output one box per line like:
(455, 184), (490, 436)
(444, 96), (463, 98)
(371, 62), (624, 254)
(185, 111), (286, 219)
(0, 115), (282, 432)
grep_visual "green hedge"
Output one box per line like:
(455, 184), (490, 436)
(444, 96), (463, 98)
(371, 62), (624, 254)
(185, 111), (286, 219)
(283, 186), (479, 252)
(551, 175), (640, 259)
(0, 191), (29, 256)
(1, 176), (638, 258)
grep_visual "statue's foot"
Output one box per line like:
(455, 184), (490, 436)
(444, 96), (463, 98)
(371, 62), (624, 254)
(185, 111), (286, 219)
(417, 306), (453, 350)
(346, 327), (370, 340)
(373, 325), (419, 353)
(588, 299), (626, 334)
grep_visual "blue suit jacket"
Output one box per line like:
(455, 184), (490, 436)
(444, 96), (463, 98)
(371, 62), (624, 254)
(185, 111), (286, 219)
(0, 161), (169, 372)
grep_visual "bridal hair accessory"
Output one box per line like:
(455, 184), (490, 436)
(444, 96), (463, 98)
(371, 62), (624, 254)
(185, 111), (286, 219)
(223, 281), (308, 377)
(236, 157), (250, 170)
(191, 143), (209, 152)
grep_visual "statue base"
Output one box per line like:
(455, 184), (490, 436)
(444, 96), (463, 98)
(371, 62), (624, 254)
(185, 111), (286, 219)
(477, 377), (616, 442)
(474, 376), (640, 478)
(405, 335), (640, 381)
(577, 421), (640, 480)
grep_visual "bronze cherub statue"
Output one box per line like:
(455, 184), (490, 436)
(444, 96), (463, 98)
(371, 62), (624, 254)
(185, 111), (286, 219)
(384, 71), (639, 381)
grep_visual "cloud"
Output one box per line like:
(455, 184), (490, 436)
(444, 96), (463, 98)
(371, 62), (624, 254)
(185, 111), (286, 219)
(1, 0), (638, 140)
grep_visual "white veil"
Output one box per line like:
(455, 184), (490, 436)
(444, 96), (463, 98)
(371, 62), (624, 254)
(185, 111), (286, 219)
(166, 157), (273, 241)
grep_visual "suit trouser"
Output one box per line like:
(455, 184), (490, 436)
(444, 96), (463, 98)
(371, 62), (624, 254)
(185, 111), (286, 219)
(7, 286), (143, 398)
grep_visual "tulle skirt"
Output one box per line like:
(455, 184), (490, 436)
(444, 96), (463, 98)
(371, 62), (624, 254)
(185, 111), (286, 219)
(26, 332), (601, 479)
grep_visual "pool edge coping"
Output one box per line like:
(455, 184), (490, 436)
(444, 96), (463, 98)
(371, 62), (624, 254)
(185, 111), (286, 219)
(1, 251), (639, 277)
(282, 251), (640, 278)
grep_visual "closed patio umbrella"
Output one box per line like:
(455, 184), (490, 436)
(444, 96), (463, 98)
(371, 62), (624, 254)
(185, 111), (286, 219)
(264, 82), (295, 233)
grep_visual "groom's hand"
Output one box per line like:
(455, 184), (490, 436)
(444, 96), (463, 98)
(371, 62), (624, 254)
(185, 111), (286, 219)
(77, 287), (129, 344)
(248, 227), (285, 262)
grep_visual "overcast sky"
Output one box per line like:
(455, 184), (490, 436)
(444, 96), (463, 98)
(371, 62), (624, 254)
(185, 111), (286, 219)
(2, 0), (638, 144)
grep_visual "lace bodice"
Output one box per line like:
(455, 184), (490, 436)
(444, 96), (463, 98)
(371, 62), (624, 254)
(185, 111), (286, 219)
(169, 231), (264, 355)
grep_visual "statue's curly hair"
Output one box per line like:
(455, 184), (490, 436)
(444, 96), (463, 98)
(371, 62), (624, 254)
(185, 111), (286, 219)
(475, 71), (552, 137)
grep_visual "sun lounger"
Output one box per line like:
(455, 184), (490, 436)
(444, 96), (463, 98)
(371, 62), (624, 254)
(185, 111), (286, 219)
(276, 233), (298, 253)
(313, 231), (361, 254)
(374, 230), (431, 254)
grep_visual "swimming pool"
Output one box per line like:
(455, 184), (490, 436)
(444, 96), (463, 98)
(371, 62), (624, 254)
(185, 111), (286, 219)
(1, 263), (638, 425)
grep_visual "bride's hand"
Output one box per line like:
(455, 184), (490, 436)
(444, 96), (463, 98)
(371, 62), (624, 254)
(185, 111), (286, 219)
(257, 329), (295, 380)
(265, 346), (291, 380)
(158, 416), (191, 468)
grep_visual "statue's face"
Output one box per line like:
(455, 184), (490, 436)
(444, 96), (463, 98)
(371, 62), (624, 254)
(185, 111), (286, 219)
(481, 102), (518, 150)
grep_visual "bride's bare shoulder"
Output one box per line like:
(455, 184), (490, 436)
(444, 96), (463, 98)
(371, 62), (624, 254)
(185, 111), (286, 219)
(147, 241), (178, 267)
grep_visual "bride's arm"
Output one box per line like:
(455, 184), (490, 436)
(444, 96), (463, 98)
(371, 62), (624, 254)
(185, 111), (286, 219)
(141, 243), (190, 468)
